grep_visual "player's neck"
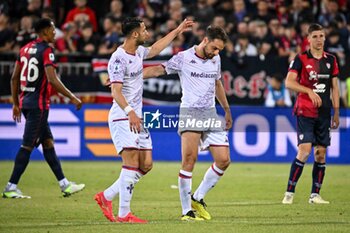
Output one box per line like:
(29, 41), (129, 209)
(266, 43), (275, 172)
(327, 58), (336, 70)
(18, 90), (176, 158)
(310, 48), (323, 59)
(121, 40), (137, 54)
(194, 44), (206, 59)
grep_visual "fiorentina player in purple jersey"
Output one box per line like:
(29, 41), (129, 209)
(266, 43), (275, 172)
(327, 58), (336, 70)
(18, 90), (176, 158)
(282, 23), (340, 204)
(2, 18), (85, 199)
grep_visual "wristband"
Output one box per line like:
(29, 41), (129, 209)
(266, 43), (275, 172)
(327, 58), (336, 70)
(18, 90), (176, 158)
(124, 105), (133, 115)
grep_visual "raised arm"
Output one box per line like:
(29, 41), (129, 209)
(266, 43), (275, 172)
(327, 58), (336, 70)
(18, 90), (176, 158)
(146, 19), (193, 59)
(331, 77), (340, 129)
(45, 66), (82, 110)
(215, 80), (232, 130)
(285, 71), (322, 107)
(143, 65), (166, 79)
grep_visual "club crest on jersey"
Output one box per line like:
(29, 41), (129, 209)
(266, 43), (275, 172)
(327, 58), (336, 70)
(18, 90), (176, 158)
(49, 53), (55, 61)
(306, 65), (313, 69)
(326, 63), (330, 69)
(299, 134), (304, 140)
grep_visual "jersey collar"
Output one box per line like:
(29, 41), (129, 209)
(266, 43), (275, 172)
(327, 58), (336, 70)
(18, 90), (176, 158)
(306, 49), (327, 59)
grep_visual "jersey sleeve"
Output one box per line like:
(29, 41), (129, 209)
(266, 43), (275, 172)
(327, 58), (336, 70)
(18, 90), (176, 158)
(42, 47), (57, 68)
(138, 46), (150, 60)
(331, 55), (339, 78)
(288, 54), (302, 74)
(15, 53), (20, 65)
(108, 56), (127, 83)
(216, 56), (222, 80)
(162, 52), (184, 75)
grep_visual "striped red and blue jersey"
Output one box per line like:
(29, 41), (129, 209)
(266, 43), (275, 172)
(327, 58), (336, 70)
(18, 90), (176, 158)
(288, 50), (339, 118)
(17, 38), (57, 110)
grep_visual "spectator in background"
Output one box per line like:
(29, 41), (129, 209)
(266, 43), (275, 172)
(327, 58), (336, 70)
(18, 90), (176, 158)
(278, 25), (302, 61)
(276, 2), (290, 26)
(234, 33), (258, 57)
(326, 30), (346, 67)
(251, 20), (276, 60)
(230, 0), (249, 24)
(21, 0), (42, 18)
(192, 0), (215, 24)
(98, 16), (120, 55)
(265, 73), (292, 107)
(14, 15), (36, 51)
(77, 22), (100, 55)
(64, 0), (98, 32)
(325, 30), (347, 107)
(107, 0), (124, 21)
(55, 22), (78, 57)
(318, 0), (347, 28)
(0, 13), (15, 53)
(252, 0), (272, 24)
(290, 0), (314, 27)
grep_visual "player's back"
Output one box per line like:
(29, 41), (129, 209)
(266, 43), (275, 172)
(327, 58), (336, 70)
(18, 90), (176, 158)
(18, 38), (56, 110)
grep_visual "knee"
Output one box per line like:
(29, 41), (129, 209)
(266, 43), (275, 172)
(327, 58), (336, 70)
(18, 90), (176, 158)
(140, 162), (153, 174)
(297, 147), (312, 162)
(314, 147), (326, 162)
(216, 157), (231, 170)
(182, 154), (197, 171)
(42, 139), (54, 149)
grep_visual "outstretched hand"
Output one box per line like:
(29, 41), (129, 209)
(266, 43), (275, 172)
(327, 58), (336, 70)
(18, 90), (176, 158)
(176, 18), (194, 34)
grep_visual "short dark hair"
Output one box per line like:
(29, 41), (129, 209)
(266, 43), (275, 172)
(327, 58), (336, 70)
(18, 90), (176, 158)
(122, 17), (143, 36)
(271, 73), (284, 83)
(206, 26), (228, 43)
(308, 23), (323, 35)
(34, 18), (53, 34)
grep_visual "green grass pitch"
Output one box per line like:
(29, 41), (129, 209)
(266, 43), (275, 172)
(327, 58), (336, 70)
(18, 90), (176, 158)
(0, 161), (349, 233)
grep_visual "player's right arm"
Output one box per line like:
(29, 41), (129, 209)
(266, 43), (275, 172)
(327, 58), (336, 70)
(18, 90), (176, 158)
(10, 62), (21, 122)
(285, 56), (322, 107)
(285, 71), (322, 108)
(111, 83), (140, 133)
(45, 66), (82, 110)
(108, 55), (140, 133)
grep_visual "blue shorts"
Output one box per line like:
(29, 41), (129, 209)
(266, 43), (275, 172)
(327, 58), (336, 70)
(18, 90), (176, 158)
(296, 115), (331, 147)
(22, 109), (53, 147)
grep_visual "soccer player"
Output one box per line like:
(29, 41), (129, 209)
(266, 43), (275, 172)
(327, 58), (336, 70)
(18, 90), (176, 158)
(282, 23), (340, 204)
(2, 18), (85, 199)
(94, 18), (193, 223)
(143, 26), (232, 220)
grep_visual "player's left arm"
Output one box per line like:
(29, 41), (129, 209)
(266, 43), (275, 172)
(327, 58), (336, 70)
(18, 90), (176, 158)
(146, 19), (193, 59)
(10, 62), (21, 122)
(331, 77), (340, 129)
(215, 79), (232, 130)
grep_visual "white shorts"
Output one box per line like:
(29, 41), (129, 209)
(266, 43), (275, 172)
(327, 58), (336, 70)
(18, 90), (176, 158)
(199, 130), (229, 151)
(109, 119), (152, 155)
